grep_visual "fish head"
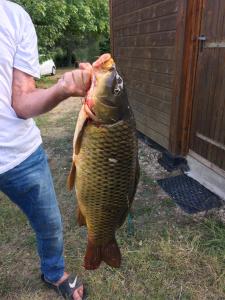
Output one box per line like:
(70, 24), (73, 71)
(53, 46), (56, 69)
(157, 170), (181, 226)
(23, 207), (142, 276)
(85, 54), (129, 124)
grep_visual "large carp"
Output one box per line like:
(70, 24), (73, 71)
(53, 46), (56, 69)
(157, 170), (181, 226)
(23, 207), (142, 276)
(68, 54), (139, 270)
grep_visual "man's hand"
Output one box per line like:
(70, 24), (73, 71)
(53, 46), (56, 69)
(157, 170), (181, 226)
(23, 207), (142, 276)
(57, 69), (92, 99)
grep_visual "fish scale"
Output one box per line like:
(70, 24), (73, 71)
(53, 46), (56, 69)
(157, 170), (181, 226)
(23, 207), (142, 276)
(75, 120), (137, 246)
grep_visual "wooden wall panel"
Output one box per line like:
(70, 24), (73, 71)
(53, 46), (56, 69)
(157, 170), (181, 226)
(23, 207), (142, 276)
(111, 0), (179, 148)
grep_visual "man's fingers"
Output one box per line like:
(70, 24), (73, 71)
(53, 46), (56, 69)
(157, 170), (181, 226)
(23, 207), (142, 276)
(81, 69), (92, 92)
(71, 69), (91, 94)
(93, 53), (111, 68)
(59, 69), (91, 97)
(79, 62), (92, 72)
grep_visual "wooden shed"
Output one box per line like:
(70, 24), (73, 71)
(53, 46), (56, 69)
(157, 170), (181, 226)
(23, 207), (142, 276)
(110, 0), (225, 200)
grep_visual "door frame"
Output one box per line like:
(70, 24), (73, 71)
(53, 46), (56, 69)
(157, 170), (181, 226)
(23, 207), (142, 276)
(169, 0), (204, 155)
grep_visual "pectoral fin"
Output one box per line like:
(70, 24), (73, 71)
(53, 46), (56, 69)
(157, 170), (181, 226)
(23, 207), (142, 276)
(77, 205), (86, 226)
(67, 104), (89, 190)
(73, 104), (89, 155)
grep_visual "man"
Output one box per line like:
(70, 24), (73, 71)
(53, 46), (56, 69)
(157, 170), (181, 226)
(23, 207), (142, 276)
(0, 1), (92, 299)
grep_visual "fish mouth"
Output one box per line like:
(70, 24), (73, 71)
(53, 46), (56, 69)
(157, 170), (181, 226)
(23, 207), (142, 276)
(83, 54), (119, 122)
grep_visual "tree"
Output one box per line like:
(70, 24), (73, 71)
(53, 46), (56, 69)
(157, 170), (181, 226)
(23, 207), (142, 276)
(58, 0), (109, 65)
(13, 0), (110, 64)
(13, 0), (69, 54)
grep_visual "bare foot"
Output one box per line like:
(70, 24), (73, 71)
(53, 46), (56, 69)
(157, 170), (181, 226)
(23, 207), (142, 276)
(55, 272), (84, 300)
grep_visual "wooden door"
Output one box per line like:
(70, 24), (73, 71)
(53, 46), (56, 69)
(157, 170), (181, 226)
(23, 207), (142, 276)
(190, 0), (225, 171)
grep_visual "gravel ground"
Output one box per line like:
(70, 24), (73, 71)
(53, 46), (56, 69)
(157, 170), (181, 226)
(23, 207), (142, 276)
(138, 139), (225, 224)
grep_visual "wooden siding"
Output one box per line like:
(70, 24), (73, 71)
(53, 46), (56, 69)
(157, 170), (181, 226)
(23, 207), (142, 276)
(189, 0), (225, 171)
(111, 0), (179, 148)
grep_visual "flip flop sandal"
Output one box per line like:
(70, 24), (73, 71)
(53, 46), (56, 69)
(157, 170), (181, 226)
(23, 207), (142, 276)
(41, 273), (85, 299)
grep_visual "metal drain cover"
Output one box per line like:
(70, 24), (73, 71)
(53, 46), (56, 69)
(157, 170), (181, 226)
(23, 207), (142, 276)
(157, 175), (222, 214)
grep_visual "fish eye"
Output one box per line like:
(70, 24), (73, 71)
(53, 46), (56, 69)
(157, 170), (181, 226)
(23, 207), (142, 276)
(117, 77), (123, 84)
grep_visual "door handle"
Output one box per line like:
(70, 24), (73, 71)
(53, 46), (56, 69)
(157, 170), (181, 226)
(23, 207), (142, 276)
(198, 35), (207, 52)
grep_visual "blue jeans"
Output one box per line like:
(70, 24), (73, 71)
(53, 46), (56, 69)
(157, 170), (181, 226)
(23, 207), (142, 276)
(0, 145), (65, 283)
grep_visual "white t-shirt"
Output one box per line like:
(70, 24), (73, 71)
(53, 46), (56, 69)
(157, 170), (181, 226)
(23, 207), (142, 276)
(0, 0), (42, 174)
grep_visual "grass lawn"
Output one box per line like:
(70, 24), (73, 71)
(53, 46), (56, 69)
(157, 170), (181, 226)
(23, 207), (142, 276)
(0, 71), (224, 299)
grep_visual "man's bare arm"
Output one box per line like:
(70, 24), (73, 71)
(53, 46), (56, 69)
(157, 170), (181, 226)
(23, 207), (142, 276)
(12, 68), (91, 119)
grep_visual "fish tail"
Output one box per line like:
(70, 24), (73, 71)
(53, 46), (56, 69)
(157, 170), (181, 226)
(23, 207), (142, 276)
(84, 238), (121, 270)
(67, 162), (76, 190)
(84, 239), (102, 270)
(101, 238), (121, 268)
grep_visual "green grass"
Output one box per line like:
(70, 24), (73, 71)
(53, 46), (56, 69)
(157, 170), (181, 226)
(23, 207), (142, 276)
(199, 219), (225, 257)
(0, 80), (224, 299)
